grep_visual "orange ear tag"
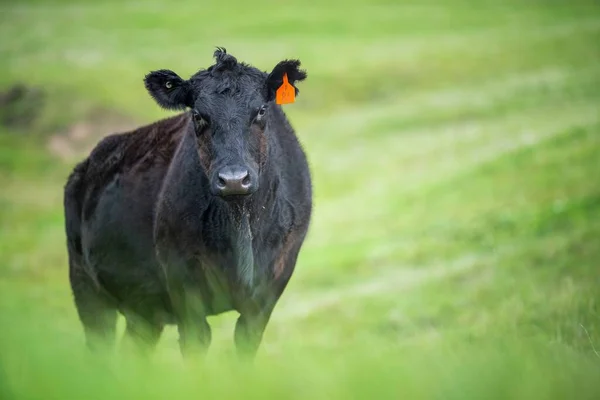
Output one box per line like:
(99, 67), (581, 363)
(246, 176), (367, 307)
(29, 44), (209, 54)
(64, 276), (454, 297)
(275, 73), (295, 105)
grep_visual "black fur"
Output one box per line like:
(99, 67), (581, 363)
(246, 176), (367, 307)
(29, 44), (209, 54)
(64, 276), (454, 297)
(64, 48), (312, 360)
(212, 47), (238, 72)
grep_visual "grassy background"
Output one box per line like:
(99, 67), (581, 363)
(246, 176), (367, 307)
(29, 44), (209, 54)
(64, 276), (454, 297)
(1, 0), (600, 398)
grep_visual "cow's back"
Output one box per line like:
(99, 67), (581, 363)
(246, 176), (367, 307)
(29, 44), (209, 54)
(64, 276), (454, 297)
(64, 113), (190, 321)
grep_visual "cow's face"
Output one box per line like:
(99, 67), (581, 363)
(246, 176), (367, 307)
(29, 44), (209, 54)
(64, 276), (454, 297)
(144, 48), (306, 199)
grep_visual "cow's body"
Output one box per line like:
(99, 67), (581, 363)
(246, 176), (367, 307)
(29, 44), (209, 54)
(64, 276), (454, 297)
(64, 49), (311, 358)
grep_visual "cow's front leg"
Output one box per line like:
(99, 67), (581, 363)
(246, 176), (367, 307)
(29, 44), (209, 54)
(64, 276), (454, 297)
(234, 236), (304, 360)
(160, 253), (212, 360)
(234, 307), (273, 361)
(234, 289), (281, 361)
(169, 282), (212, 360)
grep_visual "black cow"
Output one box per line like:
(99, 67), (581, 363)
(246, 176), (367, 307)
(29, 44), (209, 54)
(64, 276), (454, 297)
(63, 48), (312, 360)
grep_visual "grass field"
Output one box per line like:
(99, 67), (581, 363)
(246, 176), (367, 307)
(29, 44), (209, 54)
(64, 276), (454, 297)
(1, 0), (600, 398)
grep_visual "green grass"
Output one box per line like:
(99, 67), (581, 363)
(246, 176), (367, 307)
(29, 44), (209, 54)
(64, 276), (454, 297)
(1, 0), (600, 398)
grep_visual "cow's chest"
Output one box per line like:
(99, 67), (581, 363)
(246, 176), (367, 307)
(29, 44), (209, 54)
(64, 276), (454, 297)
(190, 257), (237, 315)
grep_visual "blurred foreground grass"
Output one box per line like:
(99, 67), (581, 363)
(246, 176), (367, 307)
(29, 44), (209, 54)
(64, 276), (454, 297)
(1, 0), (600, 398)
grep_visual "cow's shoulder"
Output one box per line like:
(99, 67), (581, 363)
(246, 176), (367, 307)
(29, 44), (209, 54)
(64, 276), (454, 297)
(83, 112), (190, 182)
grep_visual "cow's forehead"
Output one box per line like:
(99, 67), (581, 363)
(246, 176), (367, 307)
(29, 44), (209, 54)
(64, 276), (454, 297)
(195, 73), (263, 95)
(191, 70), (266, 112)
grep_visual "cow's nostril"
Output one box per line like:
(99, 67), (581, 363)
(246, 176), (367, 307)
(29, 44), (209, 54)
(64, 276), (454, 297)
(242, 174), (251, 187)
(217, 176), (227, 188)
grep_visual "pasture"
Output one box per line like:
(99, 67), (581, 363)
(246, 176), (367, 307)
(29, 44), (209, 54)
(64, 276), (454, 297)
(1, 0), (600, 398)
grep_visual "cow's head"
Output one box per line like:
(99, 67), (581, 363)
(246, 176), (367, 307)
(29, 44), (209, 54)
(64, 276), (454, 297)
(143, 47), (306, 199)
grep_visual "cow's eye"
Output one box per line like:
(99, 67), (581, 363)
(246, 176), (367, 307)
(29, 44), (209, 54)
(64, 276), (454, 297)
(257, 105), (267, 119)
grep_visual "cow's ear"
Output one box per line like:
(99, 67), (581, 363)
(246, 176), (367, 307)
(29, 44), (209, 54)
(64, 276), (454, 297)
(144, 69), (193, 110)
(265, 59), (307, 102)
